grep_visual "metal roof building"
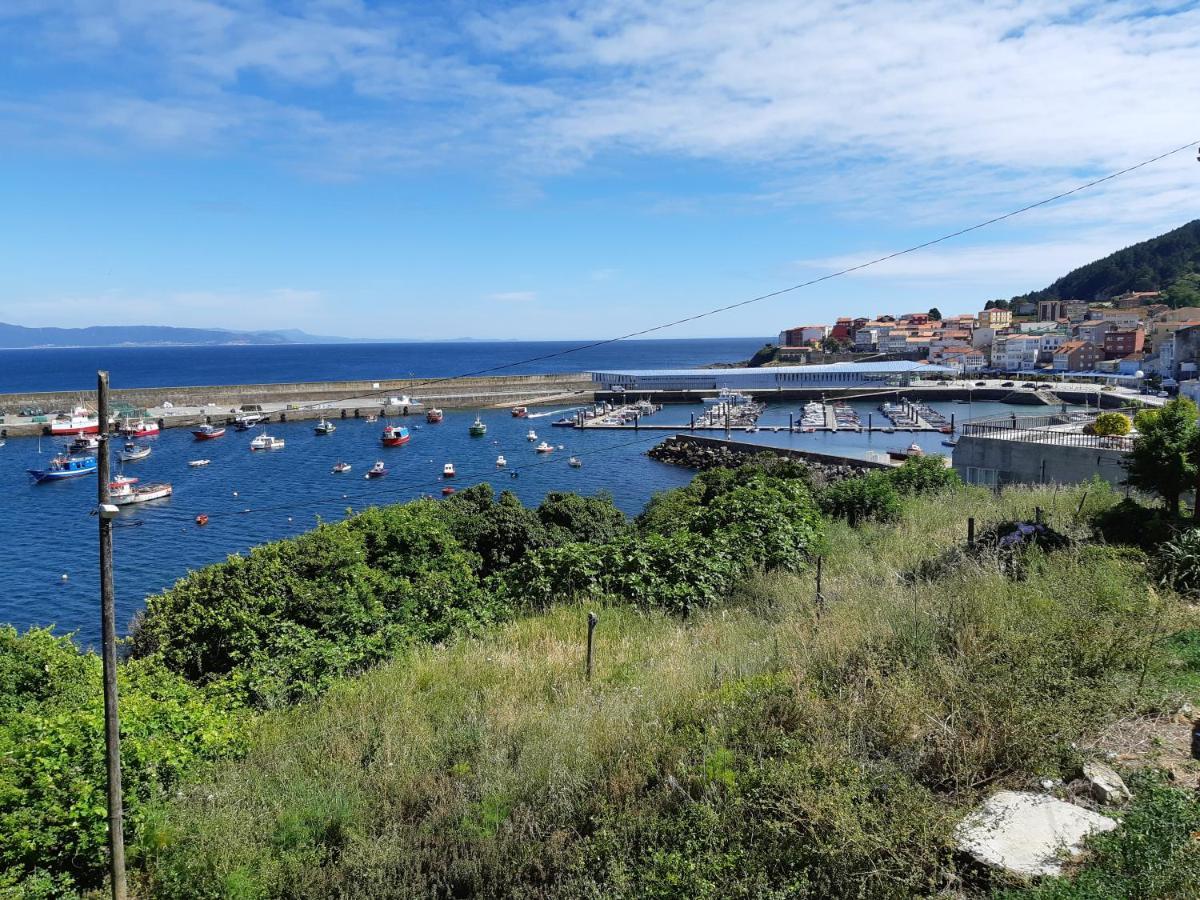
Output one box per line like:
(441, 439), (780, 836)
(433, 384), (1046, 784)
(590, 361), (953, 391)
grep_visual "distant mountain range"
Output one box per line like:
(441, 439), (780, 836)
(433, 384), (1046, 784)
(1014, 219), (1200, 304)
(0, 323), (371, 349)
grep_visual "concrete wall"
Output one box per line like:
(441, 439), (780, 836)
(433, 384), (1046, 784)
(952, 435), (1127, 487)
(666, 434), (894, 470)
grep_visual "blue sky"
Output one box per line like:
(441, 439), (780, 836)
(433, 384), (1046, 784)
(1, 1), (1198, 340)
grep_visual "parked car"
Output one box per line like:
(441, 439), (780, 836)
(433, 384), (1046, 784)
(1157, 390), (1170, 398)
(1001, 381), (1015, 387)
(974, 381), (986, 387)
(1021, 382), (1036, 388)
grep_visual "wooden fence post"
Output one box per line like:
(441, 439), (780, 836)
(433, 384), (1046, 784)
(586, 612), (598, 682)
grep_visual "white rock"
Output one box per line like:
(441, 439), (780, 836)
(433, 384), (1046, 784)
(1082, 761), (1131, 805)
(955, 790), (1117, 878)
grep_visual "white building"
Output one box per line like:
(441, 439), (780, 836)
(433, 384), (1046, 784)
(992, 335), (1041, 371)
(591, 361), (954, 391)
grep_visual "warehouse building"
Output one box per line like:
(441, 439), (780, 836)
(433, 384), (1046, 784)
(590, 361), (953, 392)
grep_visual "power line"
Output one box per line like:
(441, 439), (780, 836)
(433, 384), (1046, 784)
(208, 139), (1199, 418)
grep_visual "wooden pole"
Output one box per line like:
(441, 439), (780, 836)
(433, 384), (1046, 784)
(96, 371), (127, 900)
(815, 555), (824, 610)
(967, 517), (975, 547)
(586, 612), (598, 681)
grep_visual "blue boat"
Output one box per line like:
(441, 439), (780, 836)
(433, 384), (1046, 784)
(28, 455), (97, 483)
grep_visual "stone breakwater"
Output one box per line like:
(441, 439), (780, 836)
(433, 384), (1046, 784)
(648, 434), (893, 479)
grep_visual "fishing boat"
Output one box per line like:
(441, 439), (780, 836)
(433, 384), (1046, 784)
(234, 413), (265, 430)
(365, 414), (378, 423)
(469, 417), (487, 436)
(331, 461), (352, 474)
(118, 442), (151, 462)
(443, 462), (456, 477)
(121, 418), (160, 437)
(426, 408), (444, 423)
(568, 456), (582, 468)
(535, 441), (554, 454)
(192, 424), (226, 440)
(552, 417), (575, 427)
(526, 429), (537, 441)
(381, 425), (410, 446)
(887, 442), (925, 461)
(50, 408), (99, 435)
(511, 406), (528, 418)
(314, 419), (337, 435)
(366, 461), (388, 478)
(441, 486), (456, 496)
(188, 459), (210, 467)
(28, 454), (97, 483)
(496, 455), (507, 468)
(249, 433), (285, 450)
(109, 477), (173, 506)
(69, 435), (100, 454)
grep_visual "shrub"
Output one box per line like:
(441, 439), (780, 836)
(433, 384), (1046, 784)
(818, 472), (902, 524)
(885, 455), (961, 496)
(537, 490), (628, 546)
(1092, 411), (1132, 437)
(1155, 528), (1200, 598)
(1092, 498), (1180, 550)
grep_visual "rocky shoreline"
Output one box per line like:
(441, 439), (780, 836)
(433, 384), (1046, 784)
(647, 434), (878, 482)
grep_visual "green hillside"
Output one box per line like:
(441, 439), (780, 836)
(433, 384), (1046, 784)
(1015, 219), (1200, 304)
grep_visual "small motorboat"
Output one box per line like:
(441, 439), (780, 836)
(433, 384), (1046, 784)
(526, 429), (537, 441)
(469, 417), (487, 436)
(551, 417), (574, 427)
(195, 513), (209, 526)
(110, 477), (173, 506)
(188, 459), (210, 467)
(441, 486), (456, 496)
(942, 438), (959, 448)
(234, 413), (265, 430)
(568, 456), (582, 468)
(28, 455), (97, 483)
(365, 414), (378, 423)
(69, 435), (100, 454)
(426, 408), (444, 423)
(381, 425), (410, 446)
(119, 442), (151, 462)
(249, 433), (285, 450)
(192, 424), (226, 440)
(331, 461), (352, 474)
(314, 419), (337, 435)
(511, 406), (528, 418)
(443, 462), (456, 477)
(496, 455), (507, 468)
(887, 442), (926, 461)
(121, 418), (160, 438)
(366, 461), (388, 478)
(535, 441), (554, 454)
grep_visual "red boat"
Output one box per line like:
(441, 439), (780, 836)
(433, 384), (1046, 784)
(441, 486), (456, 495)
(511, 406), (528, 418)
(50, 408), (99, 435)
(381, 425), (410, 446)
(121, 418), (160, 437)
(192, 424), (226, 440)
(426, 408), (444, 423)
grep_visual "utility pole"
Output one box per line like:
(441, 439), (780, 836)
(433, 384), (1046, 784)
(96, 371), (127, 900)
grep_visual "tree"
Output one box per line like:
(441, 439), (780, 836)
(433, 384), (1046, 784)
(821, 336), (846, 353)
(1092, 412), (1132, 437)
(927, 307), (942, 321)
(1125, 398), (1198, 516)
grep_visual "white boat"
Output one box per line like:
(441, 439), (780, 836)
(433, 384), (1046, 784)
(234, 412), (265, 429)
(366, 461), (387, 478)
(526, 429), (537, 441)
(118, 442), (151, 462)
(568, 456), (582, 468)
(188, 459), (210, 467)
(249, 433), (285, 450)
(109, 477), (173, 506)
(443, 462), (456, 477)
(120, 418), (160, 437)
(535, 441), (554, 453)
(496, 455), (507, 468)
(332, 461), (352, 473)
(314, 419), (336, 435)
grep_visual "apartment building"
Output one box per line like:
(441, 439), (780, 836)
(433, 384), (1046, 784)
(1102, 328), (1145, 360)
(992, 334), (1041, 371)
(1052, 340), (1101, 372)
(977, 308), (1013, 328)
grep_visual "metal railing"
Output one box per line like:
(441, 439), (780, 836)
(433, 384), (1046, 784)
(960, 408), (1137, 451)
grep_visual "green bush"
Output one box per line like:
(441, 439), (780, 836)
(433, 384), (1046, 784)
(1155, 529), (1200, 598)
(1092, 411), (1132, 437)
(818, 471), (902, 524)
(1092, 498), (1180, 550)
(885, 455), (961, 496)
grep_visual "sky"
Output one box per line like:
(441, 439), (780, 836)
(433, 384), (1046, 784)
(0, 0), (1198, 341)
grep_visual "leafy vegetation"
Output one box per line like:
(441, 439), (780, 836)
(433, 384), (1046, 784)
(1125, 398), (1198, 517)
(1092, 412), (1132, 437)
(128, 481), (1200, 899)
(1016, 219), (1200, 302)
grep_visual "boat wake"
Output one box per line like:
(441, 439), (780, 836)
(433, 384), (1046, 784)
(526, 407), (583, 419)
